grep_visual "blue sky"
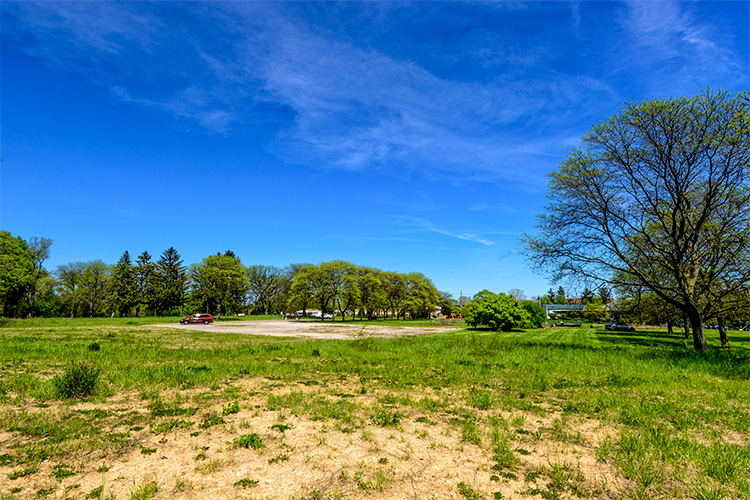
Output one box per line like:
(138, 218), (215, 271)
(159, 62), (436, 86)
(2, 1), (748, 300)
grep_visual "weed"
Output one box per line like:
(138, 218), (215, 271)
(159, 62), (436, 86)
(271, 423), (292, 433)
(491, 434), (518, 471)
(86, 486), (103, 499)
(88, 342), (101, 352)
(222, 401), (240, 415)
(151, 419), (192, 434)
(233, 433), (265, 450)
(140, 447), (156, 455)
(53, 464), (76, 480)
(148, 399), (198, 417)
(196, 458), (225, 473)
(467, 388), (493, 410)
(234, 477), (259, 488)
(199, 414), (225, 428)
(371, 407), (402, 427)
(174, 477), (193, 491)
(53, 361), (99, 399)
(8, 466), (37, 479)
(129, 478), (158, 500)
(457, 481), (483, 500)
(415, 416), (436, 425)
(268, 453), (290, 464)
(461, 420), (482, 445)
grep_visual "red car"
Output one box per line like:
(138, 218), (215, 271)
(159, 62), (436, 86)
(180, 313), (214, 325)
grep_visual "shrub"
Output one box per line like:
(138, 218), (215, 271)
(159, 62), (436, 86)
(521, 300), (546, 327)
(464, 291), (531, 331)
(53, 361), (100, 399)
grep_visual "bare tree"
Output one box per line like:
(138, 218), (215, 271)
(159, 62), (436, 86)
(523, 89), (750, 351)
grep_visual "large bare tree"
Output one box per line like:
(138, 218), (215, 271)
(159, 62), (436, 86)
(523, 89), (750, 351)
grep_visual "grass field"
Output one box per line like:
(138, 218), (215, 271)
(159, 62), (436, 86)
(0, 319), (748, 500)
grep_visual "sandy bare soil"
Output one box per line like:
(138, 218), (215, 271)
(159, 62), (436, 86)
(154, 320), (460, 340)
(0, 379), (620, 500)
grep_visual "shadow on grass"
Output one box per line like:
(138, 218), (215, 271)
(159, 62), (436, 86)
(464, 326), (750, 381)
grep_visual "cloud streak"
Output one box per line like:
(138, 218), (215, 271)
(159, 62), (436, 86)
(395, 216), (494, 246)
(4, 1), (746, 184)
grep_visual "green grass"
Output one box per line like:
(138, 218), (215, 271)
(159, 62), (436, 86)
(1, 318), (749, 498)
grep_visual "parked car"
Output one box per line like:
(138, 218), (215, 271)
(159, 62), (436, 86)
(283, 314), (300, 320)
(180, 313), (214, 325)
(605, 322), (635, 332)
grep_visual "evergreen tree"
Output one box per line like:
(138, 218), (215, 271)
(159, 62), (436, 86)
(580, 287), (595, 304)
(155, 247), (187, 315)
(111, 251), (136, 316)
(135, 251), (156, 317)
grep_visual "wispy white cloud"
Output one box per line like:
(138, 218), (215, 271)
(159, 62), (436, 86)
(620, 1), (745, 92)
(395, 216), (494, 246)
(4, 1), (745, 184)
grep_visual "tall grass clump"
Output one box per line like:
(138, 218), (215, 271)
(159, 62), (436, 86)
(53, 360), (100, 399)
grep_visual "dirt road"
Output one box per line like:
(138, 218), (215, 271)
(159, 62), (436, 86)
(154, 319), (458, 340)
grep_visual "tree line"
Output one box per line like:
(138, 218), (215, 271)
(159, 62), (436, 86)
(0, 232), (450, 319)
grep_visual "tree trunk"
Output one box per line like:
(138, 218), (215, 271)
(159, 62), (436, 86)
(682, 314), (690, 339)
(688, 311), (707, 351)
(718, 316), (728, 347)
(667, 320), (673, 336)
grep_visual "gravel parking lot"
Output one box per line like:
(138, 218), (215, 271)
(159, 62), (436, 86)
(154, 319), (458, 339)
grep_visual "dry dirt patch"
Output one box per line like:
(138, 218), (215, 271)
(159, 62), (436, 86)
(0, 378), (623, 500)
(154, 320), (459, 340)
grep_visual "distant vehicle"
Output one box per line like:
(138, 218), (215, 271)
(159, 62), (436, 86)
(284, 314), (300, 320)
(605, 322), (635, 332)
(180, 313), (214, 325)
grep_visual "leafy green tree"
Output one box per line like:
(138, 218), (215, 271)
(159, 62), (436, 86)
(188, 253), (248, 317)
(155, 247), (187, 315)
(524, 89), (750, 351)
(464, 291), (530, 331)
(358, 267), (385, 319)
(55, 262), (86, 318)
(0, 231), (33, 317)
(79, 260), (111, 317)
(382, 271), (408, 319)
(437, 290), (458, 317)
(111, 251), (137, 316)
(328, 261), (360, 321)
(247, 265), (286, 315)
(404, 272), (439, 319)
(287, 264), (316, 316)
(22, 237), (52, 317)
(521, 300), (546, 327)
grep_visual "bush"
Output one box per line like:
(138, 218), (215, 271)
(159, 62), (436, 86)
(53, 361), (100, 399)
(521, 300), (546, 327)
(464, 291), (530, 331)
